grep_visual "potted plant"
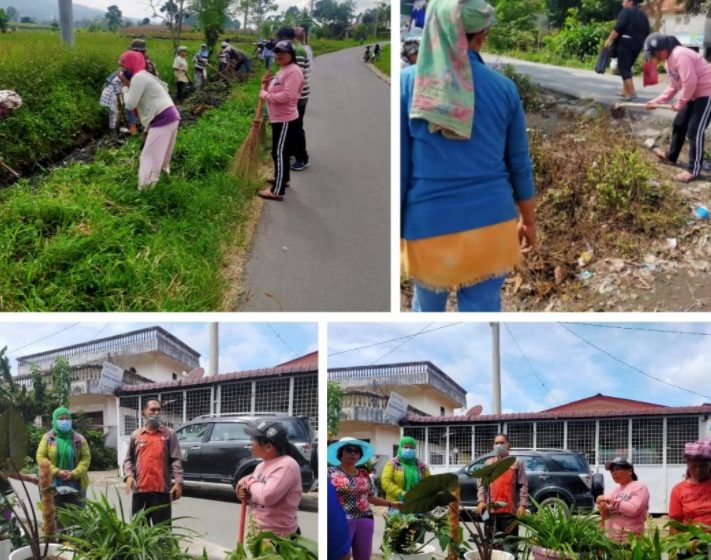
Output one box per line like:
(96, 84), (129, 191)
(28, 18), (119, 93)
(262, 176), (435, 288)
(387, 473), (463, 559)
(516, 499), (617, 560)
(0, 492), (24, 560)
(56, 490), (194, 560)
(0, 408), (72, 560)
(460, 457), (517, 560)
(224, 531), (318, 559)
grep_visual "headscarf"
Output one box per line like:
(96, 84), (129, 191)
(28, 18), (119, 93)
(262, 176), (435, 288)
(411, 0), (496, 140)
(118, 50), (147, 76)
(397, 436), (421, 492)
(644, 32), (682, 59)
(0, 90), (22, 110)
(51, 407), (75, 472)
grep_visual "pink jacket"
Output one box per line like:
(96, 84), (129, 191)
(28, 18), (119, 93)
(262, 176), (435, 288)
(260, 63), (303, 123)
(238, 455), (302, 536)
(603, 480), (650, 542)
(651, 46), (711, 111)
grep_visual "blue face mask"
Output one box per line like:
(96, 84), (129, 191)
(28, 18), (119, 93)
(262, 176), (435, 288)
(56, 419), (72, 433)
(401, 448), (417, 460)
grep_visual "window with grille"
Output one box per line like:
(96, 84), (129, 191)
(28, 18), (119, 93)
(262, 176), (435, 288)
(428, 426), (446, 465)
(119, 396), (139, 436)
(474, 424), (500, 456)
(567, 420), (596, 464)
(403, 427), (427, 461)
(293, 375), (318, 432)
(186, 388), (212, 421)
(599, 419), (629, 463)
(507, 422), (533, 448)
(537, 421), (563, 449)
(449, 426), (473, 466)
(667, 416), (700, 464)
(255, 378), (290, 414)
(221, 381), (252, 414)
(160, 391), (184, 429)
(632, 418), (663, 464)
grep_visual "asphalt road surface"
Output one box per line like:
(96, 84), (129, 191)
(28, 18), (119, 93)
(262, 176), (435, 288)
(239, 46), (391, 311)
(481, 53), (678, 123)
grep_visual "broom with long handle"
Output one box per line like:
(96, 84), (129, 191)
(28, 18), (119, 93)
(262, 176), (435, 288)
(238, 498), (248, 545)
(231, 95), (265, 182)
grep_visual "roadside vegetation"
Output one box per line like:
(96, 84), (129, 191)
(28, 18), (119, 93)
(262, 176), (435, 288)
(373, 44), (390, 76)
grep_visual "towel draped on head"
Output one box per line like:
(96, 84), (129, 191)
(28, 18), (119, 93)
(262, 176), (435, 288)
(411, 0), (496, 140)
(119, 50), (147, 75)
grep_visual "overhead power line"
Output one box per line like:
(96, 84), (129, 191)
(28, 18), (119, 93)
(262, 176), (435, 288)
(8, 323), (82, 354)
(559, 323), (711, 400)
(266, 323), (298, 358)
(370, 323), (433, 365)
(328, 322), (463, 357)
(571, 323), (711, 337)
(503, 324), (560, 406)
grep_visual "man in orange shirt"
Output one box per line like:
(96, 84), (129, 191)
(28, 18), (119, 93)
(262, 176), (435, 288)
(476, 433), (528, 556)
(123, 399), (183, 525)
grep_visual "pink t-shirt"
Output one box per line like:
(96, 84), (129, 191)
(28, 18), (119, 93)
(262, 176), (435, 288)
(603, 480), (650, 542)
(259, 63), (303, 123)
(240, 454), (302, 536)
(651, 46), (711, 111)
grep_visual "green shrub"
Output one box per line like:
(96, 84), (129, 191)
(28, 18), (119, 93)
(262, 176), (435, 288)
(544, 9), (612, 61)
(497, 64), (541, 112)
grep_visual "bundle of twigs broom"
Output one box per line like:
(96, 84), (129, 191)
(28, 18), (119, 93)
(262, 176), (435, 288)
(230, 96), (266, 182)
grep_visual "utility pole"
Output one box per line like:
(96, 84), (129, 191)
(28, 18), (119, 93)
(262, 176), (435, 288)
(209, 323), (218, 377)
(373, 1), (380, 39)
(490, 322), (501, 414)
(58, 0), (74, 46)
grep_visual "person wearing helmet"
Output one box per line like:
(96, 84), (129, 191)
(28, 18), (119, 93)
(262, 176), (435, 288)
(645, 32), (711, 183)
(173, 46), (191, 104)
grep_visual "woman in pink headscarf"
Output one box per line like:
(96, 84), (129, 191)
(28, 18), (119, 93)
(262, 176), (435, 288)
(118, 50), (181, 189)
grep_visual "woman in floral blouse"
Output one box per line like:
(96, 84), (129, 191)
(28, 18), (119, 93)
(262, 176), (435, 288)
(328, 438), (401, 560)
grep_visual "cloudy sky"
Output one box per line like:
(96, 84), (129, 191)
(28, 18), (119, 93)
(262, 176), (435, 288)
(328, 322), (711, 413)
(0, 321), (317, 376)
(76, 0), (381, 20)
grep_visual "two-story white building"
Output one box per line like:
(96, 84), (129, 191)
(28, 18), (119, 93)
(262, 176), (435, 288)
(328, 361), (467, 471)
(16, 326), (201, 448)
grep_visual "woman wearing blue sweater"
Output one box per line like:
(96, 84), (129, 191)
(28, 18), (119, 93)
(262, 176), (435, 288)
(400, 0), (537, 312)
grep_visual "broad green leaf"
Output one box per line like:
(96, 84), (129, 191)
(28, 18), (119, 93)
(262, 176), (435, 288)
(467, 456), (515, 485)
(0, 408), (27, 471)
(401, 473), (458, 514)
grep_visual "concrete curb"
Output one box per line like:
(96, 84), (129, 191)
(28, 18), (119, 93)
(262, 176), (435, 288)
(365, 61), (391, 85)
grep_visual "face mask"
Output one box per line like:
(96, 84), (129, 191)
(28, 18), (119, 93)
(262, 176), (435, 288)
(401, 448), (416, 460)
(494, 444), (507, 457)
(56, 420), (72, 433)
(145, 415), (163, 429)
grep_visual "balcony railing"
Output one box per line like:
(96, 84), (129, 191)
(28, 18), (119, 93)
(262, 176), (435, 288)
(17, 327), (200, 373)
(16, 365), (152, 393)
(330, 362), (466, 406)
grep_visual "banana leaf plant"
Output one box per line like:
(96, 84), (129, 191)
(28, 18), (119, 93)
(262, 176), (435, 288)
(0, 407), (56, 559)
(461, 456), (517, 560)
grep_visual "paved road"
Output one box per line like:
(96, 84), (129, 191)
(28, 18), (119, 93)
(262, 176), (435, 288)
(239, 46), (390, 311)
(9, 479), (317, 559)
(481, 53), (678, 123)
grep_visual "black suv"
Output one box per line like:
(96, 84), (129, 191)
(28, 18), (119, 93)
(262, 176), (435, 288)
(457, 449), (604, 515)
(175, 414), (317, 493)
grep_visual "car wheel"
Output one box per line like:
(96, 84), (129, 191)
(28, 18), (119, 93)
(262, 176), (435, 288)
(538, 496), (570, 518)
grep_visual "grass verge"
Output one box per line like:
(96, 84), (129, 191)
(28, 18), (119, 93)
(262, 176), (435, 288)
(373, 45), (390, 76)
(0, 78), (267, 311)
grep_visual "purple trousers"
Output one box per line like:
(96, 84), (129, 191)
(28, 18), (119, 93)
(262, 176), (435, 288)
(347, 517), (374, 560)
